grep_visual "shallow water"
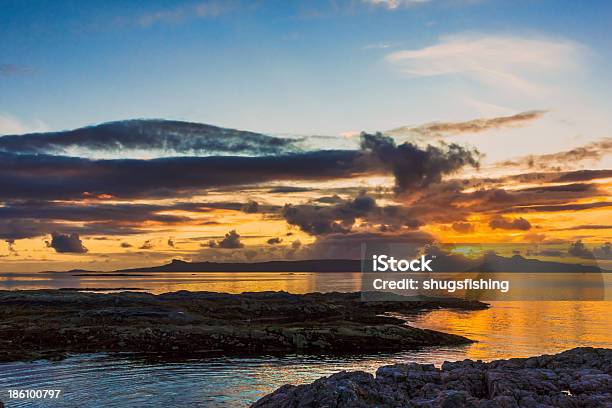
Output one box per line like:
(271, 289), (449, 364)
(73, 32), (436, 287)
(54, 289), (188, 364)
(0, 271), (363, 294)
(0, 273), (611, 407)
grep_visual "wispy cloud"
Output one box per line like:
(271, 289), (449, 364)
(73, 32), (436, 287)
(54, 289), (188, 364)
(385, 34), (584, 94)
(0, 113), (48, 136)
(363, 42), (394, 50)
(386, 110), (546, 139)
(138, 1), (233, 27)
(363, 0), (432, 9)
(497, 137), (612, 170)
(0, 64), (34, 76)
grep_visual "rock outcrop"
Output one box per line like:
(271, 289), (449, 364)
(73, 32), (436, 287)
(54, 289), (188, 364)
(253, 347), (612, 407)
(0, 290), (486, 362)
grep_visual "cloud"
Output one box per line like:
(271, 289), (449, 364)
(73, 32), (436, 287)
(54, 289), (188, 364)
(0, 119), (299, 157)
(497, 137), (612, 170)
(282, 191), (432, 236)
(568, 240), (592, 258)
(217, 230), (244, 249)
(140, 240), (154, 250)
(507, 201), (612, 213)
(268, 186), (313, 193)
(138, 1), (233, 27)
(0, 150), (361, 200)
(489, 216), (531, 230)
(47, 232), (88, 253)
(360, 132), (480, 193)
(0, 113), (47, 136)
(363, 42), (394, 50)
(0, 200), (201, 240)
(554, 169), (612, 183)
(542, 241), (612, 260)
(306, 231), (433, 259)
(241, 200), (259, 213)
(0, 64), (34, 76)
(452, 222), (474, 233)
(363, 0), (431, 9)
(267, 237), (283, 245)
(386, 34), (583, 93)
(0, 132), (480, 201)
(0, 201), (193, 224)
(553, 225), (612, 231)
(386, 110), (546, 139)
(6, 239), (17, 255)
(593, 242), (612, 260)
(283, 192), (379, 235)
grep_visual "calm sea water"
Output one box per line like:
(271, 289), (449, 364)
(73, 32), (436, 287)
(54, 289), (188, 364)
(0, 272), (611, 407)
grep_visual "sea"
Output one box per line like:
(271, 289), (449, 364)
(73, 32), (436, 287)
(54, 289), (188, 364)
(0, 271), (610, 407)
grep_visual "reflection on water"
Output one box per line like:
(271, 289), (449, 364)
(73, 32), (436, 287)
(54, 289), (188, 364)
(0, 272), (611, 407)
(0, 348), (472, 408)
(407, 301), (612, 361)
(0, 272), (363, 294)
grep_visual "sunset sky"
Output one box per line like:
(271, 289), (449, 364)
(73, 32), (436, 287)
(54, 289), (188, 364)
(0, 0), (611, 271)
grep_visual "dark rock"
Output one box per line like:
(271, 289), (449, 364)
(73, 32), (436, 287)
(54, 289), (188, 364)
(252, 347), (612, 407)
(0, 290), (485, 362)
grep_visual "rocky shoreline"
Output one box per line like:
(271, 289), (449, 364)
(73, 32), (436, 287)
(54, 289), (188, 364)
(253, 347), (612, 407)
(0, 289), (486, 362)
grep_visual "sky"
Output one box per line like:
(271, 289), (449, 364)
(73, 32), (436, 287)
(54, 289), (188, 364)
(0, 0), (611, 271)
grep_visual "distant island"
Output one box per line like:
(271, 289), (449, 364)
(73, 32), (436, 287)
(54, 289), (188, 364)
(118, 259), (361, 273)
(110, 254), (605, 274)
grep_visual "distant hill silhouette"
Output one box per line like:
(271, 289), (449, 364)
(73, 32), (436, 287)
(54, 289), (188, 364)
(116, 255), (605, 273)
(118, 259), (361, 273)
(467, 253), (603, 273)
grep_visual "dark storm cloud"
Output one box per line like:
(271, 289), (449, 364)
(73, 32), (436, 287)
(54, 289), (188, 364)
(0, 119), (300, 156)
(0, 200), (209, 240)
(0, 132), (480, 201)
(518, 183), (596, 194)
(0, 218), (142, 241)
(489, 216), (531, 230)
(0, 201), (192, 223)
(283, 193), (378, 235)
(554, 169), (612, 183)
(360, 132), (480, 193)
(282, 192), (425, 236)
(0, 150), (365, 200)
(46, 232), (88, 253)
